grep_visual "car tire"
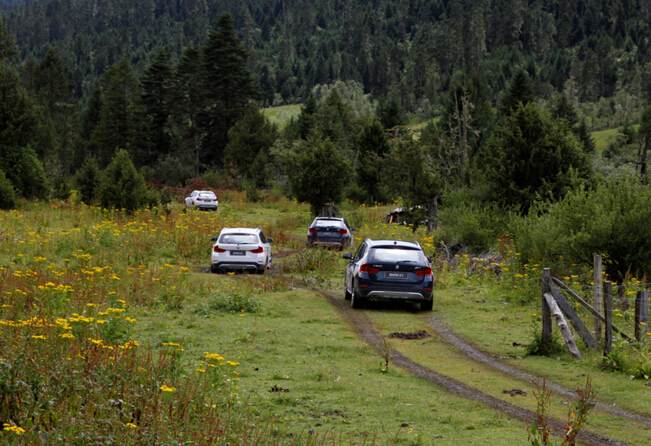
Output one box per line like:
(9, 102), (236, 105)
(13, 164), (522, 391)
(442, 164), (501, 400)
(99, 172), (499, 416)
(421, 298), (433, 312)
(210, 265), (219, 274)
(350, 285), (364, 309)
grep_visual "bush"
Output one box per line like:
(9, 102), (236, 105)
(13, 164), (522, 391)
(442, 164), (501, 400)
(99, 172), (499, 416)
(97, 149), (149, 213)
(75, 156), (101, 204)
(0, 169), (17, 209)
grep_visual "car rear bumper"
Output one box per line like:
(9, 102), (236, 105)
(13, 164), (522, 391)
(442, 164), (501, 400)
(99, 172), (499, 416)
(355, 284), (432, 302)
(197, 204), (218, 210)
(212, 262), (264, 272)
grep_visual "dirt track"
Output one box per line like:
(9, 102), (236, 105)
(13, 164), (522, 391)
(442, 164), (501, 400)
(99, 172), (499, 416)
(317, 290), (641, 446)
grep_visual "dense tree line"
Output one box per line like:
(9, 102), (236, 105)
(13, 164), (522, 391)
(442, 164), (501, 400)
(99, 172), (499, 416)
(1, 0), (650, 120)
(3, 2), (651, 283)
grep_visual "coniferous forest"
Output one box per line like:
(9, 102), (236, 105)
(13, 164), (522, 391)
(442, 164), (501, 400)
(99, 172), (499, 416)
(3, 0), (651, 279)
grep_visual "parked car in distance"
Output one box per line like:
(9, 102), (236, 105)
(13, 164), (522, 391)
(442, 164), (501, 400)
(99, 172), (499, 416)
(343, 239), (433, 311)
(211, 227), (273, 274)
(185, 190), (218, 211)
(307, 217), (354, 249)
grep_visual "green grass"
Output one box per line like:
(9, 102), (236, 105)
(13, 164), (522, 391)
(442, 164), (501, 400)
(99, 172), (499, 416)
(591, 128), (618, 154)
(1, 195), (650, 445)
(263, 104), (302, 128)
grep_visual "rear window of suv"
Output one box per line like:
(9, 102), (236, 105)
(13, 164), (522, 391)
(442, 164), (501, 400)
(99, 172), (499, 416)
(219, 234), (257, 244)
(369, 247), (425, 263)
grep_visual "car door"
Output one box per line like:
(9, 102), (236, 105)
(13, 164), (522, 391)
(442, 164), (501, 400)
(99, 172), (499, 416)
(345, 242), (366, 293)
(259, 231), (272, 267)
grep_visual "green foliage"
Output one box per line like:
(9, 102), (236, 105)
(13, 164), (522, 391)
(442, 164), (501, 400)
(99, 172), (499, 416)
(438, 198), (506, 253)
(512, 176), (651, 281)
(480, 102), (593, 215)
(225, 102), (279, 188)
(376, 95), (407, 130)
(525, 317), (564, 357)
(97, 149), (149, 213)
(499, 69), (535, 117)
(75, 156), (100, 204)
(356, 120), (390, 204)
(285, 136), (350, 215)
(201, 12), (261, 166)
(92, 58), (149, 168)
(205, 290), (262, 313)
(0, 168), (16, 209)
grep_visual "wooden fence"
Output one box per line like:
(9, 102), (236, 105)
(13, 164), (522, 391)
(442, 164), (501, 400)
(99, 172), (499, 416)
(541, 266), (649, 360)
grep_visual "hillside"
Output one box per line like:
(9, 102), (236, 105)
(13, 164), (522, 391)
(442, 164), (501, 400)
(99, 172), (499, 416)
(1, 0), (650, 119)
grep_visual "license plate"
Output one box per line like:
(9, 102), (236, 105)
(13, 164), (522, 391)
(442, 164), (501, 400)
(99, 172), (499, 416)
(320, 232), (335, 236)
(230, 251), (245, 256)
(385, 271), (407, 279)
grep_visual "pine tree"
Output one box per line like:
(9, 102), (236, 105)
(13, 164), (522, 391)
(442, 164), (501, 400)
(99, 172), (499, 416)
(224, 102), (279, 188)
(356, 120), (390, 204)
(201, 12), (261, 167)
(142, 49), (173, 162)
(172, 45), (204, 178)
(91, 58), (149, 168)
(499, 69), (535, 117)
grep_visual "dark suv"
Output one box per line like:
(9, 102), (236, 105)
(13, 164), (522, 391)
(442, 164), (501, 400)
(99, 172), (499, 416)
(307, 217), (354, 249)
(343, 239), (433, 311)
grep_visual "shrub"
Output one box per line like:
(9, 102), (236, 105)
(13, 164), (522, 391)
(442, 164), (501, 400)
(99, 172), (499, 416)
(75, 156), (101, 204)
(97, 149), (149, 213)
(206, 291), (262, 313)
(0, 169), (17, 209)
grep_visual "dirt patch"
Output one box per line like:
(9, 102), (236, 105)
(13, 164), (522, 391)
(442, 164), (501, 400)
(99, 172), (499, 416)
(388, 331), (431, 340)
(318, 290), (629, 446)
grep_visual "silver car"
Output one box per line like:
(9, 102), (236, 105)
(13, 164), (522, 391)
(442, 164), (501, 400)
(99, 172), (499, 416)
(185, 190), (218, 211)
(211, 228), (273, 274)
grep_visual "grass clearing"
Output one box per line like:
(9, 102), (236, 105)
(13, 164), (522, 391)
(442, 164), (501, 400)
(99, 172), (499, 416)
(1, 195), (651, 444)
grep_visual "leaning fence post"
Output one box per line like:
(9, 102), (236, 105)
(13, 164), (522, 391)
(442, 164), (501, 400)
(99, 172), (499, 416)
(542, 268), (553, 348)
(635, 290), (649, 342)
(594, 254), (602, 340)
(604, 281), (613, 356)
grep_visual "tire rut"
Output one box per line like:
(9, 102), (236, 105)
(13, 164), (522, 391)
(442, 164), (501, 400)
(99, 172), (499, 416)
(317, 290), (628, 446)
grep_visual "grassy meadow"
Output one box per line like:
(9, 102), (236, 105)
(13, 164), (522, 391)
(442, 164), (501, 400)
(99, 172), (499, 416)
(2, 192), (651, 445)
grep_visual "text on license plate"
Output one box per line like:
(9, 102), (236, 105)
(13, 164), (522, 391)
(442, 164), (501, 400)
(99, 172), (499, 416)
(230, 251), (245, 256)
(385, 271), (407, 279)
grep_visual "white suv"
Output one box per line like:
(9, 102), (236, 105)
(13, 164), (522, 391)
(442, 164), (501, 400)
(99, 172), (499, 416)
(185, 190), (218, 211)
(211, 228), (273, 274)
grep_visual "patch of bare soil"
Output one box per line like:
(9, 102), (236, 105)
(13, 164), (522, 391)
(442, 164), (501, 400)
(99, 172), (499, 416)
(318, 290), (631, 446)
(388, 330), (431, 340)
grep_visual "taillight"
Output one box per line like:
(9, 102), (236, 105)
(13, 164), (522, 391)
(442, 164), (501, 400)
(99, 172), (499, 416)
(213, 246), (226, 253)
(196, 197), (202, 201)
(359, 263), (380, 274)
(415, 266), (433, 277)
(250, 246), (264, 254)
(336, 229), (347, 235)
(308, 228), (318, 234)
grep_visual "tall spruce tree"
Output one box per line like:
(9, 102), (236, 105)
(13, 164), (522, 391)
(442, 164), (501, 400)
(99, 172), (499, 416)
(142, 49), (173, 163)
(91, 58), (149, 168)
(201, 12), (261, 167)
(173, 45), (204, 178)
(356, 120), (390, 204)
(499, 69), (535, 117)
(224, 102), (278, 188)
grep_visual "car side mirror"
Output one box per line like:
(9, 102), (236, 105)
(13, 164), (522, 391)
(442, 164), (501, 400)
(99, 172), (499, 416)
(211, 237), (218, 242)
(351, 228), (356, 231)
(427, 256), (432, 263)
(343, 253), (352, 260)
(267, 238), (273, 243)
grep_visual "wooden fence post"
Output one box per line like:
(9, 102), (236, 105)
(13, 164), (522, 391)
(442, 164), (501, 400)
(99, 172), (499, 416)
(635, 290), (649, 342)
(542, 268), (553, 348)
(594, 254), (602, 340)
(604, 281), (613, 356)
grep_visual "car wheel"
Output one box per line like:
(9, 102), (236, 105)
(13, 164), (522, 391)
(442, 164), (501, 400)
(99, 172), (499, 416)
(350, 284), (364, 309)
(344, 284), (352, 300)
(210, 265), (219, 274)
(421, 298), (433, 312)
